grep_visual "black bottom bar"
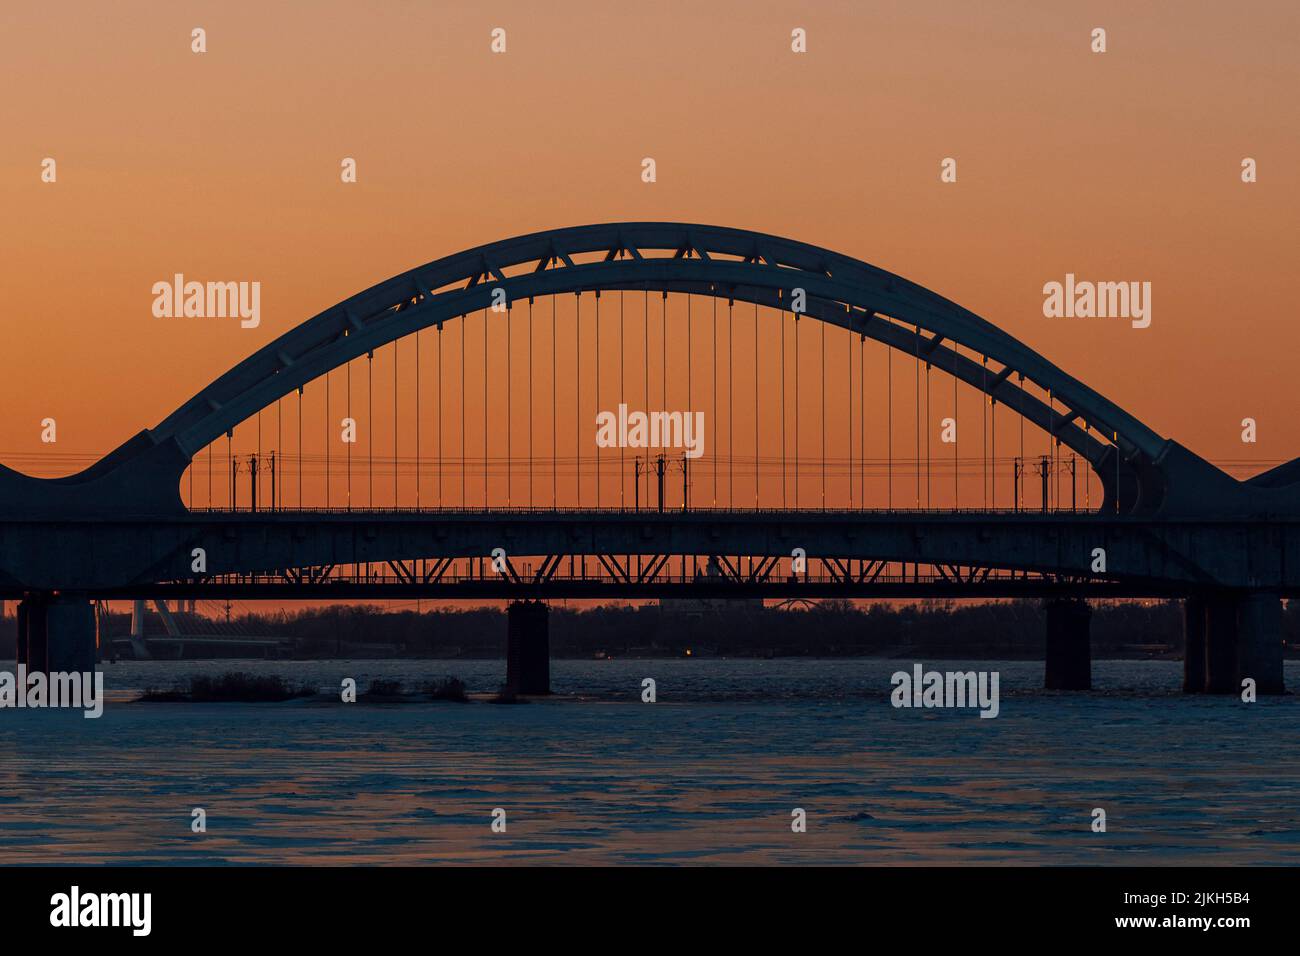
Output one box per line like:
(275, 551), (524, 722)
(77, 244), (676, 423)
(1, 866), (1283, 941)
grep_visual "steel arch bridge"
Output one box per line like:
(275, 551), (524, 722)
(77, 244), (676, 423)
(3, 222), (1296, 693)
(1, 222), (1291, 522)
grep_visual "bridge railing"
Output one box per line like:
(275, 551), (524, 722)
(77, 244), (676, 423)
(182, 504), (1101, 517)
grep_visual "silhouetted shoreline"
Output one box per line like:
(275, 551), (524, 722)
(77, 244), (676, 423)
(59, 599), (1300, 661)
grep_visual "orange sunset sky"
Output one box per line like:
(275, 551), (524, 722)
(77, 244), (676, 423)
(2, 1), (1298, 507)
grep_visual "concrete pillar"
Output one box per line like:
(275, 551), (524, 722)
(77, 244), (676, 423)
(1182, 595), (1207, 693)
(506, 600), (550, 695)
(22, 597), (49, 673)
(46, 597), (97, 674)
(1204, 595), (1238, 694)
(1044, 598), (1091, 690)
(1236, 591), (1284, 695)
(15, 599), (28, 667)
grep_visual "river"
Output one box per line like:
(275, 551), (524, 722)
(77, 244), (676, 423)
(1, 658), (1297, 864)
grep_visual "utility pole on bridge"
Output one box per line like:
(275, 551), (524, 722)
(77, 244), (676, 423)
(655, 454), (666, 513)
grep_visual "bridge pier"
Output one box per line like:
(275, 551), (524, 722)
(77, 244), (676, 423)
(1044, 598), (1091, 690)
(1203, 595), (1239, 694)
(13, 594), (96, 675)
(1236, 591), (1283, 695)
(1196, 591), (1283, 694)
(506, 600), (550, 695)
(16, 596), (48, 672)
(46, 596), (97, 674)
(1181, 595), (1206, 692)
(15, 599), (27, 667)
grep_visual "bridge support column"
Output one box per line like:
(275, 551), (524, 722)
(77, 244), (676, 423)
(506, 600), (550, 695)
(45, 596), (97, 674)
(17, 596), (49, 673)
(16, 594), (96, 675)
(1203, 595), (1238, 694)
(1236, 591), (1283, 695)
(15, 599), (28, 667)
(1182, 595), (1207, 693)
(1044, 598), (1091, 690)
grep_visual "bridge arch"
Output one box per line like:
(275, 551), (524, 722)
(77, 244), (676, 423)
(1, 223), (1250, 518)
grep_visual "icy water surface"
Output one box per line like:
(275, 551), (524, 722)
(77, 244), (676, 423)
(1, 658), (1297, 864)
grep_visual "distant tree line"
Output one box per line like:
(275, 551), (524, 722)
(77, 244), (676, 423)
(134, 599), (1299, 660)
(5, 599), (1298, 660)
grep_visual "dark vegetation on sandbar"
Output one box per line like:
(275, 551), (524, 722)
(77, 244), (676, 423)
(358, 676), (469, 702)
(139, 672), (316, 703)
(139, 673), (472, 703)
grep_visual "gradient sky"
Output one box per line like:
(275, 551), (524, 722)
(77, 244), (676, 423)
(3, 0), (1298, 494)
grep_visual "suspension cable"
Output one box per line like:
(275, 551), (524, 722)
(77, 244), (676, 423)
(665, 291), (676, 512)
(1045, 390), (1055, 512)
(394, 338), (399, 508)
(594, 291), (600, 509)
(552, 296), (557, 508)
(952, 343), (959, 510)
(728, 299), (734, 507)
(528, 298), (533, 508)
(1018, 372), (1025, 510)
(575, 293), (581, 508)
(368, 351), (375, 508)
(459, 325), (464, 508)
(347, 357), (352, 511)
(619, 290), (624, 509)
(990, 381), (996, 509)
(324, 369), (330, 509)
(437, 323), (443, 508)
(275, 398), (283, 509)
(644, 288), (650, 508)
(686, 292), (692, 510)
(913, 326), (920, 510)
(780, 305), (787, 509)
(848, 311), (854, 509)
(981, 356), (987, 509)
(507, 302), (512, 507)
(860, 330), (866, 508)
(925, 358), (931, 509)
(661, 290), (668, 508)
(1084, 421), (1090, 509)
(415, 330), (420, 510)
